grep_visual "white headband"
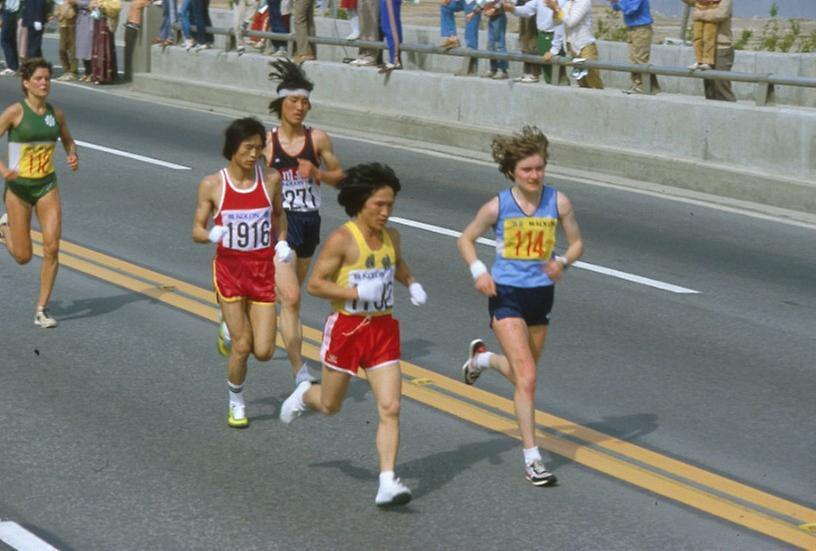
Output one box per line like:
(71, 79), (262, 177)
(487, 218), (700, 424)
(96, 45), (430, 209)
(277, 88), (311, 98)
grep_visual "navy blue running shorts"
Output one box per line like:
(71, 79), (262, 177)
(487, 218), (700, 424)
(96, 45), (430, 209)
(285, 210), (321, 258)
(488, 284), (555, 327)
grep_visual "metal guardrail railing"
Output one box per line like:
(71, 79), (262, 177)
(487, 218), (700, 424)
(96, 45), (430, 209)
(186, 25), (816, 107)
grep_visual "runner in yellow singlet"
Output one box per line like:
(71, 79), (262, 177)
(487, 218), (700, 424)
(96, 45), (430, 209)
(0, 58), (79, 328)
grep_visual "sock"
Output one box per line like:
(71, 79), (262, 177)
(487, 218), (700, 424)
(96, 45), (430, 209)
(523, 446), (541, 465)
(227, 381), (244, 406)
(379, 471), (395, 485)
(475, 351), (492, 370)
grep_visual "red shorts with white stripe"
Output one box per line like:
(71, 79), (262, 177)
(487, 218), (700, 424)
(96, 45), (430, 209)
(213, 255), (276, 304)
(320, 312), (400, 375)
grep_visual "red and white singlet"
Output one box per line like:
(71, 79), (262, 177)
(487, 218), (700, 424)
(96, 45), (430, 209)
(213, 164), (275, 260)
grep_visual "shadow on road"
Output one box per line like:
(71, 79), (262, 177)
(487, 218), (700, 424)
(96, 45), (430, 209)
(48, 293), (159, 322)
(310, 437), (519, 503)
(546, 413), (660, 471)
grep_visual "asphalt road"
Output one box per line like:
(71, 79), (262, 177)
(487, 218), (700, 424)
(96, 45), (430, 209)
(0, 58), (815, 550)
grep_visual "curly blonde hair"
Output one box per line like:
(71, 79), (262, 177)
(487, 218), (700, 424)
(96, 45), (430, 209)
(491, 126), (550, 180)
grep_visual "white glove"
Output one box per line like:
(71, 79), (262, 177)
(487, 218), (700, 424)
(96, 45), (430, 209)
(208, 225), (228, 244)
(33, 21), (43, 31)
(275, 240), (293, 263)
(408, 282), (427, 306)
(356, 280), (384, 303)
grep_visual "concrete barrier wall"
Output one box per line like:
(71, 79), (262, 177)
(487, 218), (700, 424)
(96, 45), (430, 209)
(136, 46), (816, 213)
(147, 6), (816, 107)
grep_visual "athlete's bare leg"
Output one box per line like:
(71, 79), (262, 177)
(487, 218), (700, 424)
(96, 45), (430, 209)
(302, 364), (351, 415)
(221, 299), (253, 385)
(248, 301), (278, 361)
(366, 363), (402, 473)
(492, 318), (548, 450)
(34, 188), (61, 309)
(276, 256), (304, 376)
(3, 189), (34, 264)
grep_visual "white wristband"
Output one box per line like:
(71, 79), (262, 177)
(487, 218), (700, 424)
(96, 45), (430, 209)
(469, 260), (488, 280)
(555, 255), (569, 270)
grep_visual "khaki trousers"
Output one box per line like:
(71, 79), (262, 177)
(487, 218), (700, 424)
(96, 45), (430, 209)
(292, 0), (315, 57)
(59, 24), (78, 75)
(627, 24), (658, 90)
(572, 42), (603, 89)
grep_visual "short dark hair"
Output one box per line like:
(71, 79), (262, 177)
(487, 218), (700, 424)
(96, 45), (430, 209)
(20, 58), (53, 96)
(491, 126), (550, 180)
(222, 117), (266, 160)
(267, 59), (314, 117)
(337, 163), (401, 217)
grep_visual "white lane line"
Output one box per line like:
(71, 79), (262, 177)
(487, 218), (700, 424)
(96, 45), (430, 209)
(0, 521), (59, 551)
(74, 140), (191, 170)
(389, 216), (701, 295)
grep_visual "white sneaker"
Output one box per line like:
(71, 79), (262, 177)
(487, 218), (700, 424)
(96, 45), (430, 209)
(345, 32), (360, 40)
(0, 68), (16, 76)
(514, 73), (538, 84)
(462, 338), (487, 385)
(34, 308), (57, 328)
(375, 476), (412, 507)
(280, 380), (311, 424)
(688, 62), (700, 70)
(193, 43), (212, 53)
(184, 39), (195, 51)
(349, 57), (376, 67)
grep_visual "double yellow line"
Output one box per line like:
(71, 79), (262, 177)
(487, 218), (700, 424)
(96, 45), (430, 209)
(29, 231), (816, 549)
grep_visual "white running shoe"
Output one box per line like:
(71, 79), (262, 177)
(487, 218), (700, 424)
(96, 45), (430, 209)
(34, 308), (57, 328)
(462, 338), (487, 385)
(280, 380), (311, 424)
(375, 476), (412, 507)
(525, 459), (557, 487)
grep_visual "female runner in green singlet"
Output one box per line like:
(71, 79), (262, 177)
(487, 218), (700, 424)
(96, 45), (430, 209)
(0, 58), (79, 328)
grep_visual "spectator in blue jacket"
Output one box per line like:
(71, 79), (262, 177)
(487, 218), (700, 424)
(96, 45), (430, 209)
(610, 0), (659, 94)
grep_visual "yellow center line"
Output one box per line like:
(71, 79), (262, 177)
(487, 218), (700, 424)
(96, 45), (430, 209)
(30, 233), (816, 549)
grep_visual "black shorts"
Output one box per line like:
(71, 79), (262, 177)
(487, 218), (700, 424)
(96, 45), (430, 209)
(488, 284), (554, 327)
(285, 210), (321, 258)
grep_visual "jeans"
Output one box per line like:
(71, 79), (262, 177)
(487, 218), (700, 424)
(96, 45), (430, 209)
(180, 0), (193, 39)
(439, 0), (479, 49)
(486, 13), (506, 72)
(267, 0), (288, 50)
(160, 0), (178, 40)
(1, 10), (20, 71)
(191, 0), (213, 45)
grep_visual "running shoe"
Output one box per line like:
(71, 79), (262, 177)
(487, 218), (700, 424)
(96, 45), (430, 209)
(217, 321), (232, 357)
(228, 402), (249, 428)
(280, 380), (311, 424)
(0, 213), (7, 244)
(34, 308), (57, 329)
(525, 459), (557, 487)
(375, 476), (412, 507)
(462, 338), (487, 385)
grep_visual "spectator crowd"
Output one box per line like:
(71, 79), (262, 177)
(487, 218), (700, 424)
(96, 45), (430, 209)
(0, 0), (736, 101)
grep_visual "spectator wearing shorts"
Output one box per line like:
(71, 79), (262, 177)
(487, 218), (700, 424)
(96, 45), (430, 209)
(279, 163), (428, 507)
